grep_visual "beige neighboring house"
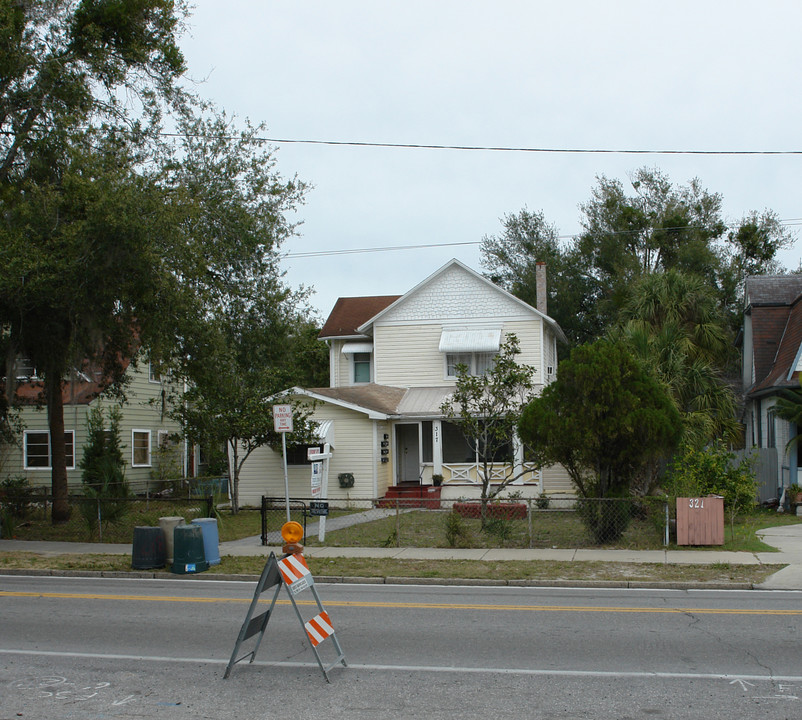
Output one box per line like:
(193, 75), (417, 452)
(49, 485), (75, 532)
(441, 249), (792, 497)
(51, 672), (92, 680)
(236, 258), (574, 506)
(2, 355), (188, 491)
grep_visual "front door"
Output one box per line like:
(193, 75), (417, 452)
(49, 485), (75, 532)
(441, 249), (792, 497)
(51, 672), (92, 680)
(396, 423), (420, 484)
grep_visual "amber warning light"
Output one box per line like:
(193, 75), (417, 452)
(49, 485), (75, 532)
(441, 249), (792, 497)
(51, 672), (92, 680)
(281, 521), (304, 555)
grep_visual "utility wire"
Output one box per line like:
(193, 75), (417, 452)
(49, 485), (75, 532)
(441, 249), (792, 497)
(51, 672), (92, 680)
(285, 219), (802, 259)
(159, 132), (802, 156)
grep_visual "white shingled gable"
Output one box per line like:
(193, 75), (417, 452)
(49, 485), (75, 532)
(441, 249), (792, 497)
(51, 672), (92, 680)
(358, 259), (564, 340)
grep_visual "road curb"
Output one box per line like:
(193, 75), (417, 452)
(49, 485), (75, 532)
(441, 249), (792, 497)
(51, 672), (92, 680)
(0, 567), (756, 590)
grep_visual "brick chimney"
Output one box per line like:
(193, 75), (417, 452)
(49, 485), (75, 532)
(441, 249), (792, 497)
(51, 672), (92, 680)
(535, 262), (547, 315)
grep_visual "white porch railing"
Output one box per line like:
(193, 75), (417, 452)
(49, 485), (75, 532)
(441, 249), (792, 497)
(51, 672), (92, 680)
(443, 463), (541, 485)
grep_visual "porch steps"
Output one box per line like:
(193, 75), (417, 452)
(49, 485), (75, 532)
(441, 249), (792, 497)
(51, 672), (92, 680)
(378, 483), (442, 509)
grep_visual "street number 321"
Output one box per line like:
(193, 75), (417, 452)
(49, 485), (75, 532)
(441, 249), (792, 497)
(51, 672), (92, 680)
(688, 498), (705, 509)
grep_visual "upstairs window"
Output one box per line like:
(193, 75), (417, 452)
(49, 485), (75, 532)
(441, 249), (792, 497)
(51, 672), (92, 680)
(440, 328), (501, 379)
(341, 342), (373, 385)
(353, 352), (371, 383)
(446, 351), (497, 378)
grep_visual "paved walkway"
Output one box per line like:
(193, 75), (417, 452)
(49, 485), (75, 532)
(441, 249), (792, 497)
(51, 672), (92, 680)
(2, 523), (802, 589)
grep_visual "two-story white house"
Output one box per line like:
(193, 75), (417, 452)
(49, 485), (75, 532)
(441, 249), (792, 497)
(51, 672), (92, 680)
(235, 259), (573, 505)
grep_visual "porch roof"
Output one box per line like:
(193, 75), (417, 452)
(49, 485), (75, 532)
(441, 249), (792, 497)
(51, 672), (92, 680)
(301, 384), (407, 417)
(396, 386), (454, 416)
(294, 384), (455, 419)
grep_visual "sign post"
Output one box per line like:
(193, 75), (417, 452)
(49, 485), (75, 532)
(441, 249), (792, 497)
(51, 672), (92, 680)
(308, 443), (333, 541)
(272, 404), (294, 522)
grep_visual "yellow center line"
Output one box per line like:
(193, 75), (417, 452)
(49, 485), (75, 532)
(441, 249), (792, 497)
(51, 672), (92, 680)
(2, 591), (801, 615)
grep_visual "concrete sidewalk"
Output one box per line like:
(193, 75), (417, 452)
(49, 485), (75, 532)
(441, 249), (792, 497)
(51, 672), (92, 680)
(2, 523), (802, 589)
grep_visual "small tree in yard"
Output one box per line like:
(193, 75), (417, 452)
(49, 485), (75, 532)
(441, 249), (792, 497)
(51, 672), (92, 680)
(440, 335), (536, 526)
(78, 405), (130, 537)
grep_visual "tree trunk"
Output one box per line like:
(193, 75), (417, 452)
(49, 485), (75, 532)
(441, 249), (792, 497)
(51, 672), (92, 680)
(46, 372), (71, 524)
(228, 439), (239, 514)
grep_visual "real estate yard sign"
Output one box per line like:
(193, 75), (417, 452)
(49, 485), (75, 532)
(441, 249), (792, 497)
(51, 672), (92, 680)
(308, 444), (333, 541)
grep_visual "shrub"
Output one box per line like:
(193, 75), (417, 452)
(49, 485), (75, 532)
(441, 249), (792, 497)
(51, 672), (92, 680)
(0, 475), (35, 519)
(483, 516), (514, 543)
(577, 497), (632, 544)
(443, 510), (470, 547)
(78, 456), (131, 538)
(664, 442), (757, 515)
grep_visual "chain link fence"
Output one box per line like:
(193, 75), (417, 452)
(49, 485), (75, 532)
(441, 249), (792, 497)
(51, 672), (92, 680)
(0, 491), (214, 543)
(261, 496), (670, 549)
(1, 488), (669, 548)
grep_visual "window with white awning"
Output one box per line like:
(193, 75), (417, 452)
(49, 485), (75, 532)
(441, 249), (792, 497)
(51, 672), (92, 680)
(439, 329), (501, 377)
(341, 342), (373, 383)
(438, 329), (501, 353)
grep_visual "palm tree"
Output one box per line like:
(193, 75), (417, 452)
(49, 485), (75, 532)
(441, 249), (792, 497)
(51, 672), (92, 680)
(612, 270), (739, 469)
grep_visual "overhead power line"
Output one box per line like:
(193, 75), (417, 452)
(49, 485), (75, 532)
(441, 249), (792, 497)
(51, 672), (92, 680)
(285, 219), (802, 259)
(287, 240), (479, 259)
(159, 132), (802, 156)
(260, 137), (802, 156)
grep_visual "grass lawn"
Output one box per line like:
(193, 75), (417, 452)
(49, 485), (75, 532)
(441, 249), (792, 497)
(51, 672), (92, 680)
(0, 551), (784, 586)
(3, 499), (800, 553)
(1, 504), (797, 585)
(302, 507), (802, 553)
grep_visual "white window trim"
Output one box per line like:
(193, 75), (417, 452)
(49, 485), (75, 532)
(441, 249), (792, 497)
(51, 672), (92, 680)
(351, 352), (372, 384)
(23, 430), (75, 470)
(148, 361), (161, 384)
(444, 351), (497, 379)
(132, 429), (152, 467)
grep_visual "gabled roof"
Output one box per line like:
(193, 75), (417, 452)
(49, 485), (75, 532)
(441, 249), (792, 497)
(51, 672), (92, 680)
(356, 258), (568, 343)
(318, 295), (401, 340)
(745, 275), (802, 397)
(746, 275), (802, 308)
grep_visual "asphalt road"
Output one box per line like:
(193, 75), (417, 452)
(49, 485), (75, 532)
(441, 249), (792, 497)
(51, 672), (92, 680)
(2, 575), (802, 719)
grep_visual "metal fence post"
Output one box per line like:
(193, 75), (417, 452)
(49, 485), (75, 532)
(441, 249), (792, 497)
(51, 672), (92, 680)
(261, 496), (267, 546)
(97, 497), (102, 542)
(396, 498), (401, 547)
(528, 497), (533, 549)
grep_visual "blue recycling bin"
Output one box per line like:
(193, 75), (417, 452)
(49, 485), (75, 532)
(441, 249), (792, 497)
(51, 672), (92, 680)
(191, 517), (221, 565)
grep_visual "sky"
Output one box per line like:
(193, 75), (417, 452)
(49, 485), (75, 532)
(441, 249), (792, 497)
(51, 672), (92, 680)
(178, 1), (802, 321)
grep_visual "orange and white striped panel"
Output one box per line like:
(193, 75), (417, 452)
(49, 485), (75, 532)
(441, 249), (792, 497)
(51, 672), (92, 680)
(278, 553), (311, 586)
(305, 611), (334, 647)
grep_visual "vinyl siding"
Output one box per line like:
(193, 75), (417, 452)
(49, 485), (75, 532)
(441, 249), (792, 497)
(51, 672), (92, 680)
(540, 463), (575, 495)
(4, 361), (184, 490)
(237, 401), (390, 506)
(373, 324), (444, 386)
(372, 319), (542, 388)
